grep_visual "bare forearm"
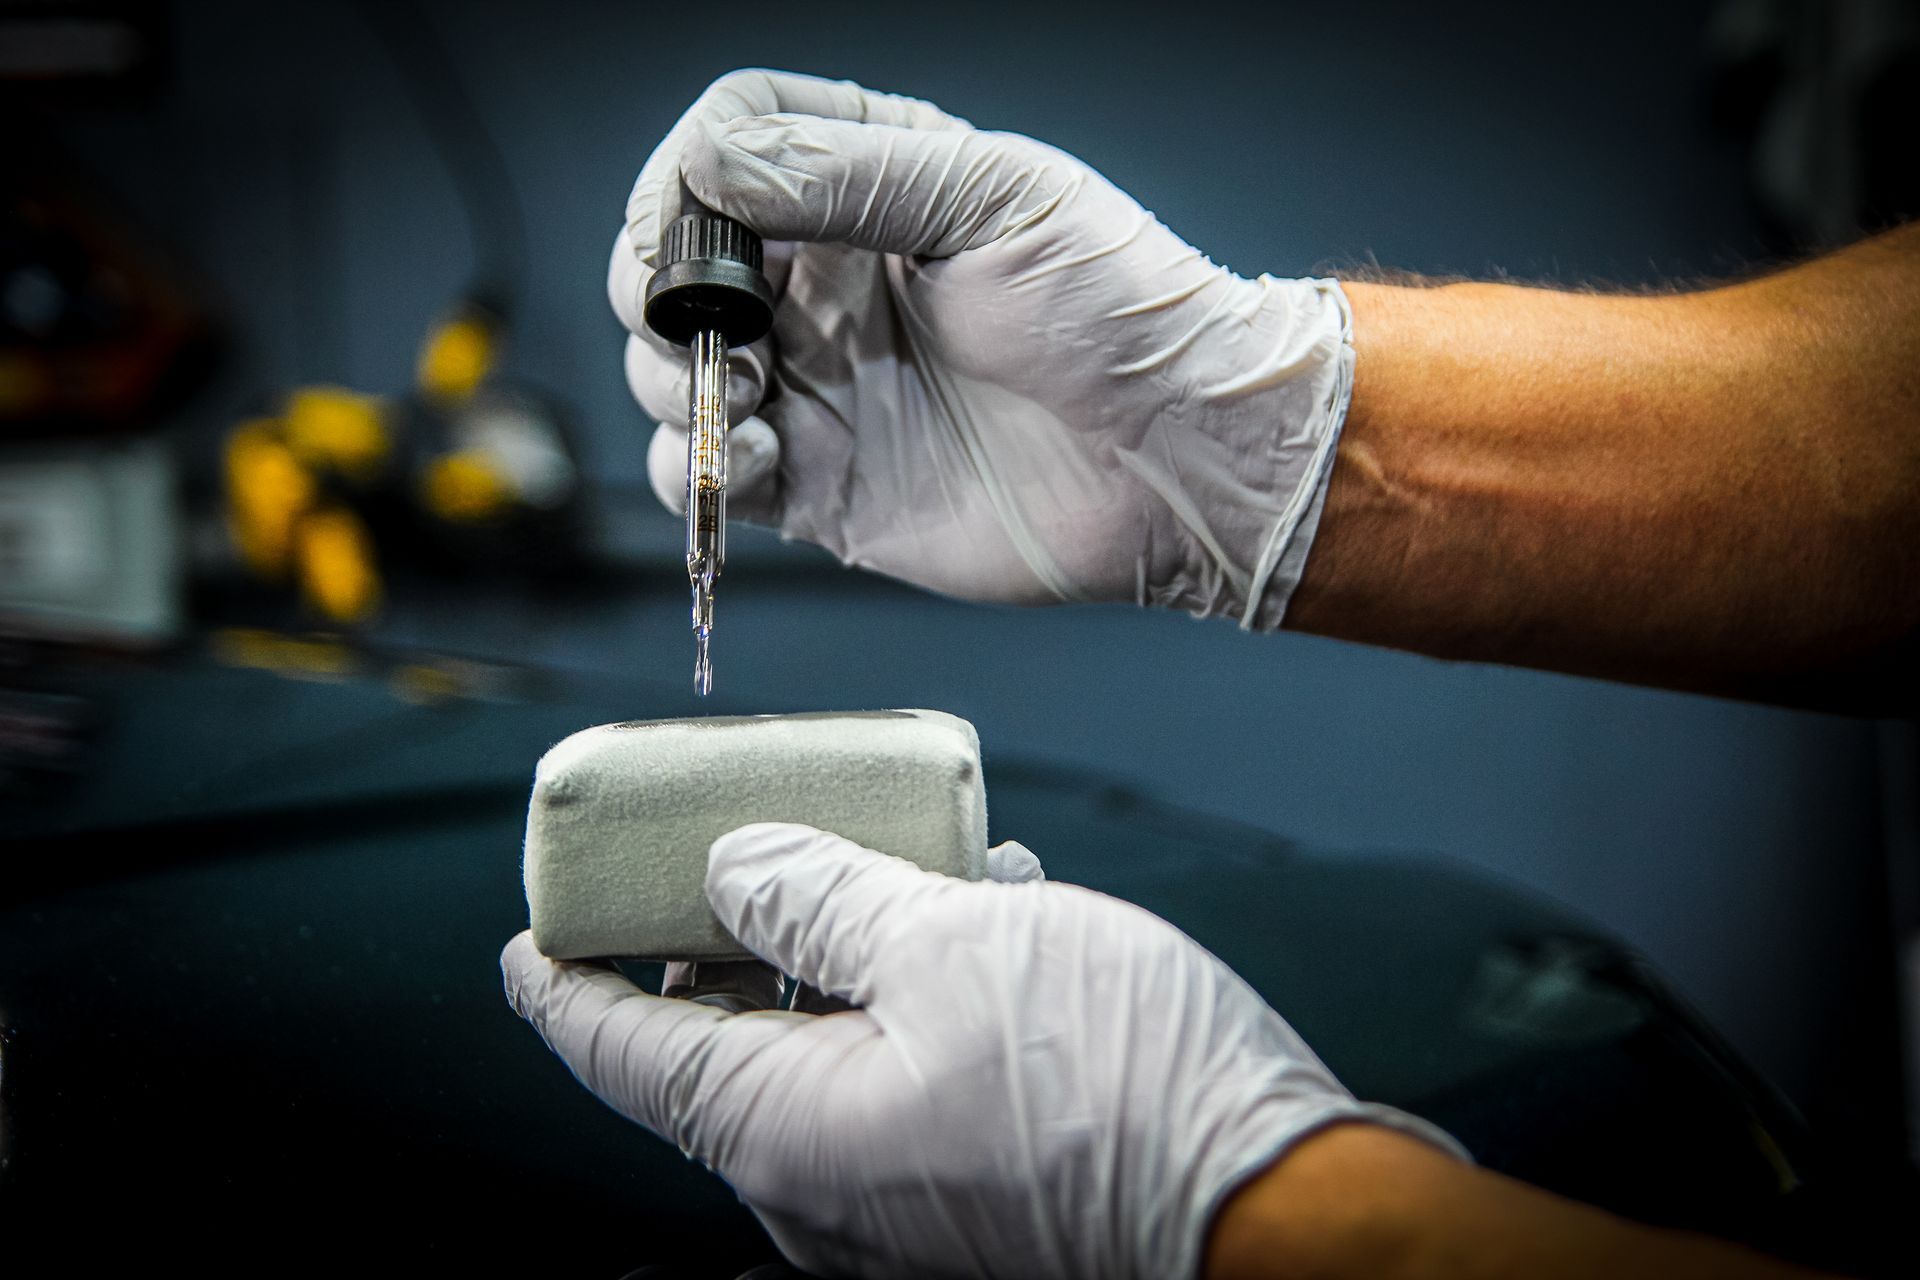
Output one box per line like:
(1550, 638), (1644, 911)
(1205, 1124), (1841, 1280)
(1289, 226), (1920, 712)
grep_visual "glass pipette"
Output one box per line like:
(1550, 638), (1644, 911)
(641, 206), (774, 695)
(686, 328), (727, 694)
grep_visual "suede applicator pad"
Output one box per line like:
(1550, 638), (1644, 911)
(523, 709), (989, 960)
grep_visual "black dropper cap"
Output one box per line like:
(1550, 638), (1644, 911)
(642, 207), (776, 349)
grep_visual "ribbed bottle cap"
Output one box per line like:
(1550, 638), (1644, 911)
(643, 208), (775, 348)
(660, 212), (764, 272)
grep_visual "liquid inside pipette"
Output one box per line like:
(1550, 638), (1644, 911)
(686, 328), (727, 695)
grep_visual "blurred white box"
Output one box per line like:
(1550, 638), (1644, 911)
(0, 442), (181, 644)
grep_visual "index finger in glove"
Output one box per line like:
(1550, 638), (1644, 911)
(625, 69), (972, 268)
(500, 931), (800, 1152)
(783, 837), (1042, 1015)
(705, 822), (965, 1008)
(644, 416), (781, 525)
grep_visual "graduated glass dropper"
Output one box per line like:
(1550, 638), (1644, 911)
(641, 206), (775, 695)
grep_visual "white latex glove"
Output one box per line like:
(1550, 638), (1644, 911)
(501, 824), (1462, 1279)
(610, 70), (1355, 626)
(659, 837), (1045, 1014)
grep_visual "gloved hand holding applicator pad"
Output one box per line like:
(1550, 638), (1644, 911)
(507, 709), (1458, 1279)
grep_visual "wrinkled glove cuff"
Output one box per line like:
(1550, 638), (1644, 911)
(1240, 278), (1354, 631)
(1141, 276), (1356, 629)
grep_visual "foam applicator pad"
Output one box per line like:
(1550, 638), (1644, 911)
(523, 710), (989, 960)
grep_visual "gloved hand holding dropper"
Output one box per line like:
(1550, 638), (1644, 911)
(611, 69), (1353, 629)
(614, 71), (1920, 710)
